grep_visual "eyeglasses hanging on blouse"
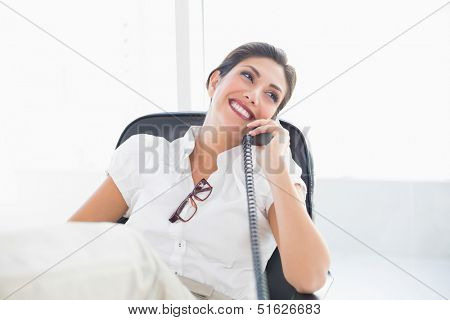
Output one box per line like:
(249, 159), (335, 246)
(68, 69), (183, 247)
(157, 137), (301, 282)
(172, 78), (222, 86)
(169, 178), (213, 223)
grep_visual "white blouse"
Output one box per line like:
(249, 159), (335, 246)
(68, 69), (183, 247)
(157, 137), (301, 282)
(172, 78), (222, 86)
(105, 124), (308, 299)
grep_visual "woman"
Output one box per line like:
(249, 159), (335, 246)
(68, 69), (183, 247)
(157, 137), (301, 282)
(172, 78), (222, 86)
(69, 42), (331, 299)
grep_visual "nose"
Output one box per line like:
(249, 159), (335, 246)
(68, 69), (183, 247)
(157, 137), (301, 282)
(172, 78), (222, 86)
(244, 93), (258, 106)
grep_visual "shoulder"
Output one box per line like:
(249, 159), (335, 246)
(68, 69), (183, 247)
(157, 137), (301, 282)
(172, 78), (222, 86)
(115, 133), (173, 159)
(123, 133), (194, 170)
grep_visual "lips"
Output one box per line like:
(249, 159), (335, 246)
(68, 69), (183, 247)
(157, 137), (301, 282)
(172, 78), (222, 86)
(228, 98), (255, 121)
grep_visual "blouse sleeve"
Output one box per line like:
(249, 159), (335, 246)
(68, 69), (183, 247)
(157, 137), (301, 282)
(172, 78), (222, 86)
(105, 134), (144, 218)
(263, 148), (308, 215)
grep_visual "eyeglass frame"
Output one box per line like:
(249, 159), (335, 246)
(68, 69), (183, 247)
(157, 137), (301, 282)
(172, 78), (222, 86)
(168, 178), (213, 223)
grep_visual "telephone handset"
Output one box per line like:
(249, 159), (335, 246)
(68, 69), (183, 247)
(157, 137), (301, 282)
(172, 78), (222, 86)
(248, 112), (278, 146)
(241, 111), (279, 300)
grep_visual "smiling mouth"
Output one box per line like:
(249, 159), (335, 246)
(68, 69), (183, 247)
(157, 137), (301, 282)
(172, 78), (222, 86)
(228, 99), (255, 121)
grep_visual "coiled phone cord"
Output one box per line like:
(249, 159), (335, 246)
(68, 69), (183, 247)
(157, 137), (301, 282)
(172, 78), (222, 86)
(242, 134), (270, 300)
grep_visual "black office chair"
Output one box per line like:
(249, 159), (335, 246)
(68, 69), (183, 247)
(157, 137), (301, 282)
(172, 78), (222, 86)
(115, 112), (325, 300)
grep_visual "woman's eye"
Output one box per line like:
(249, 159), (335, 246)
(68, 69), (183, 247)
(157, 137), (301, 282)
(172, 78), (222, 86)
(241, 71), (253, 82)
(268, 92), (279, 103)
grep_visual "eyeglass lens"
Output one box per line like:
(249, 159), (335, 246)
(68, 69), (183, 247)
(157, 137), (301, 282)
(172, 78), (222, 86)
(178, 197), (197, 221)
(193, 188), (211, 200)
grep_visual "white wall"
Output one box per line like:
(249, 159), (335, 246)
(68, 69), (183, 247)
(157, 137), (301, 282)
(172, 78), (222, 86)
(0, 1), (178, 227)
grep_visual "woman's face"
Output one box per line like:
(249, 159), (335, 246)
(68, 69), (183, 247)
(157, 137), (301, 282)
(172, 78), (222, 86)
(207, 57), (287, 131)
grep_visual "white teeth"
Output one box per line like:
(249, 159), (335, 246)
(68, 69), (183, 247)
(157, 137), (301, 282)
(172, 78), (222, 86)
(231, 101), (250, 119)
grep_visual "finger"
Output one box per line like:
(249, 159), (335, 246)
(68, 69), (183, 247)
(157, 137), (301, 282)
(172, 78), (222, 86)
(249, 124), (278, 135)
(246, 118), (274, 128)
(246, 119), (267, 127)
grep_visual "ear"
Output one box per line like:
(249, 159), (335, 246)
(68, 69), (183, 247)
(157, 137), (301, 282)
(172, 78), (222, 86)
(207, 70), (221, 98)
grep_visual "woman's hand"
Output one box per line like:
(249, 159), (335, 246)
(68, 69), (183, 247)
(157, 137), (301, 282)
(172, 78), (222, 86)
(246, 118), (290, 174)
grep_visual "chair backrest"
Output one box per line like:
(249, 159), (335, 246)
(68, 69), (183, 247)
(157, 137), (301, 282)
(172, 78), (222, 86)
(115, 112), (315, 299)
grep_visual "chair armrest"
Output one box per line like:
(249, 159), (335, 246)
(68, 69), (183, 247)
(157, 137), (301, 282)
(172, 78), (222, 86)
(291, 292), (319, 300)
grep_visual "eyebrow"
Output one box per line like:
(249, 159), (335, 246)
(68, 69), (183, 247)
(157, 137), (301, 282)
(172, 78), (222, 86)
(242, 65), (283, 94)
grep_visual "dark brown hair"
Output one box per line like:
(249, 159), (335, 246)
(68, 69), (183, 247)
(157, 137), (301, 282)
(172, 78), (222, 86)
(206, 42), (296, 115)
